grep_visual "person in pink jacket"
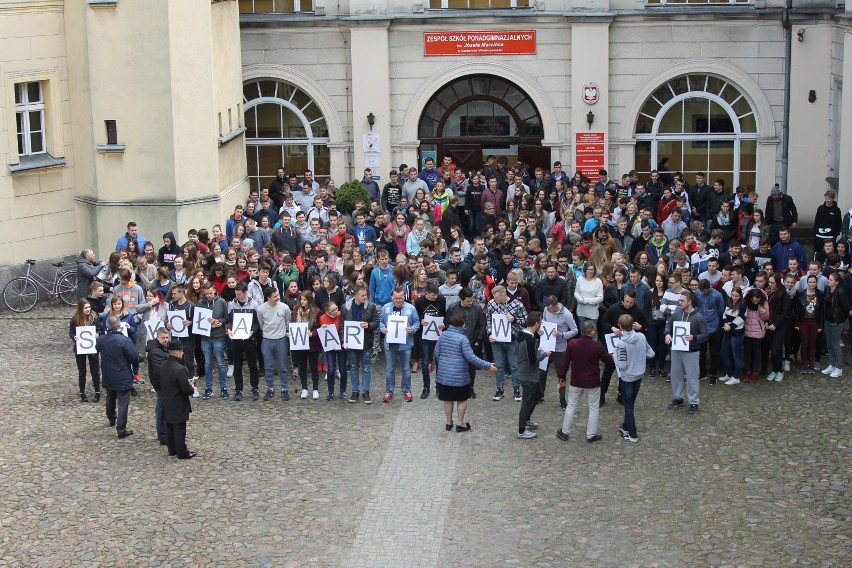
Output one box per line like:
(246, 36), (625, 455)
(742, 288), (770, 382)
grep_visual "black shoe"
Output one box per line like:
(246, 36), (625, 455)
(492, 390), (504, 401)
(117, 430), (134, 439)
(221, 389), (229, 400)
(420, 388), (429, 400)
(560, 398), (567, 411)
(470, 389), (477, 399)
(556, 429), (569, 441)
(667, 398), (684, 409)
(234, 391), (243, 402)
(252, 389), (260, 401)
(445, 422), (454, 432)
(513, 388), (522, 402)
(80, 393), (88, 403)
(159, 440), (167, 446)
(282, 390), (290, 401)
(362, 392), (372, 404)
(587, 434), (603, 443)
(709, 376), (718, 385)
(455, 422), (472, 432)
(325, 392), (334, 401)
(689, 404), (699, 414)
(263, 389), (273, 401)
(349, 392), (359, 403)
(177, 452), (197, 460)
(108, 420), (116, 427)
(616, 395), (623, 406)
(94, 392), (100, 403)
(599, 394), (606, 407)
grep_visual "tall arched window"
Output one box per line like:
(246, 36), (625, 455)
(243, 79), (329, 191)
(634, 74), (758, 191)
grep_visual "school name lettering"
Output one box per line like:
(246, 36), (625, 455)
(424, 30), (537, 57)
(426, 33), (534, 43)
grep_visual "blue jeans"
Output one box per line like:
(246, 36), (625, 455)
(421, 339), (437, 391)
(201, 338), (227, 391)
(721, 333), (743, 379)
(491, 341), (518, 391)
(348, 348), (373, 394)
(385, 345), (412, 394)
(619, 378), (642, 438)
(325, 350), (348, 395)
(646, 325), (668, 370)
(154, 391), (166, 443)
(261, 337), (290, 391)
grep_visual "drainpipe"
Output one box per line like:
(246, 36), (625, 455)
(781, 0), (792, 193)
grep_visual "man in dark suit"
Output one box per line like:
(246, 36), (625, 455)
(159, 339), (197, 459)
(97, 316), (139, 439)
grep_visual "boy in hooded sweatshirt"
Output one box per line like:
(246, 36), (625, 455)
(159, 232), (183, 270)
(613, 315), (654, 443)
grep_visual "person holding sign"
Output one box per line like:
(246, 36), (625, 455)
(379, 288), (420, 403)
(342, 287), (380, 404)
(540, 297), (578, 409)
(613, 315), (655, 443)
(291, 292), (321, 400)
(318, 301), (347, 401)
(166, 284), (197, 396)
(414, 283), (447, 400)
(196, 282), (230, 400)
(486, 286), (528, 401)
(145, 327), (171, 445)
(719, 287), (746, 385)
(434, 313), (496, 432)
(256, 288), (293, 401)
(598, 291), (646, 407)
(516, 312), (549, 439)
(97, 316), (139, 439)
(225, 281), (261, 401)
(101, 296), (140, 382)
(69, 299), (100, 403)
(664, 290), (709, 413)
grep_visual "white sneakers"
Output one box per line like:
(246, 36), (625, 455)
(312, 390), (320, 400)
(300, 389), (309, 399)
(830, 368), (843, 378)
(821, 365), (836, 375)
(766, 372), (777, 382)
(783, 360), (791, 372)
(724, 377), (741, 385)
(774, 372), (784, 382)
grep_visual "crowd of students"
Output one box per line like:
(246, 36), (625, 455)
(69, 158), (850, 422)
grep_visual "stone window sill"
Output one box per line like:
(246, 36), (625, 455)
(219, 126), (247, 146)
(96, 144), (126, 154)
(8, 154), (66, 174)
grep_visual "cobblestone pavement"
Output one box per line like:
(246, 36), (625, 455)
(0, 304), (849, 566)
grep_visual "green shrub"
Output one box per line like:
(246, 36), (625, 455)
(335, 181), (371, 214)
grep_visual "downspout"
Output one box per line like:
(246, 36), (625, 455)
(781, 0), (792, 193)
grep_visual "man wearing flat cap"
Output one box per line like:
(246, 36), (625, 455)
(159, 339), (197, 459)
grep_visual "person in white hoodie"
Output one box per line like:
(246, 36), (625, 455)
(614, 315), (654, 443)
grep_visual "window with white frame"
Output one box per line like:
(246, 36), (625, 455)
(238, 0), (313, 13)
(429, 0), (529, 7)
(15, 81), (45, 157)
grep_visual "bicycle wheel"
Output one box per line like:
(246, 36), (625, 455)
(57, 273), (77, 305)
(3, 277), (38, 313)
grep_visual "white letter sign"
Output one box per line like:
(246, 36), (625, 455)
(144, 318), (164, 341)
(492, 314), (512, 343)
(319, 324), (341, 352)
(76, 326), (97, 354)
(193, 307), (213, 337)
(289, 322), (310, 350)
(167, 310), (189, 338)
(231, 313), (253, 340)
(539, 321), (558, 352)
(421, 316), (443, 342)
(604, 333), (618, 355)
(343, 321), (365, 350)
(386, 315), (408, 344)
(672, 321), (690, 351)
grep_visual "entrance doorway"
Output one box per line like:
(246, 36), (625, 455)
(419, 75), (546, 175)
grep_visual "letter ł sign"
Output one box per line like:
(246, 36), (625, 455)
(672, 321), (690, 351)
(343, 321), (365, 350)
(76, 326), (97, 355)
(386, 315), (407, 344)
(492, 314), (512, 343)
(193, 307), (213, 337)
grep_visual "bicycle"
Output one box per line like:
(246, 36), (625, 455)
(3, 259), (78, 313)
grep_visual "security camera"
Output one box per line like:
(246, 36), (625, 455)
(797, 28), (805, 42)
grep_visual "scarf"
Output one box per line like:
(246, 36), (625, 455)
(412, 227), (429, 243)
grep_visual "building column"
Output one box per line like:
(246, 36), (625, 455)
(838, 29), (852, 213)
(569, 18), (611, 180)
(349, 21), (392, 184)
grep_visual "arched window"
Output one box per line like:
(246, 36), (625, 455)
(243, 79), (329, 191)
(634, 74), (758, 191)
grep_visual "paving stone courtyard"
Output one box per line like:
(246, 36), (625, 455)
(0, 304), (849, 567)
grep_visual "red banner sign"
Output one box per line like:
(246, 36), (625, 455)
(574, 132), (606, 185)
(424, 30), (536, 57)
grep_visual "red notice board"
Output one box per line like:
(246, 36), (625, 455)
(424, 30), (536, 57)
(574, 132), (606, 185)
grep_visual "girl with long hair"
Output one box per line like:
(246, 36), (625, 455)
(70, 299), (100, 402)
(292, 291), (321, 399)
(742, 287), (770, 382)
(647, 272), (669, 376)
(720, 287), (747, 385)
